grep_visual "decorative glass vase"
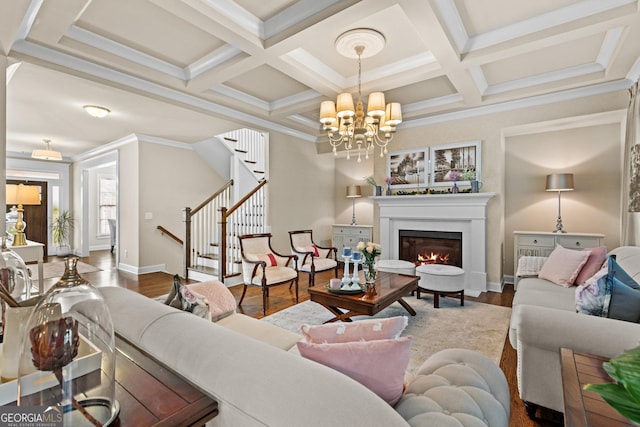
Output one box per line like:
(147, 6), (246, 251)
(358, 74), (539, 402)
(386, 186), (392, 196)
(364, 261), (377, 284)
(17, 257), (119, 426)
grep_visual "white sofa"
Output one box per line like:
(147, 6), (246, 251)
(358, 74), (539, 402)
(99, 286), (510, 426)
(509, 245), (640, 416)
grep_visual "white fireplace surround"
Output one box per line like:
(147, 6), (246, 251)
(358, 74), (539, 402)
(373, 193), (496, 297)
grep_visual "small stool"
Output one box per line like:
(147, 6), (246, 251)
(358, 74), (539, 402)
(416, 264), (465, 308)
(375, 259), (416, 276)
(377, 260), (417, 296)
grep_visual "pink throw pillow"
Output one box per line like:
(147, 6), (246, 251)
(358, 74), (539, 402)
(574, 246), (607, 285)
(297, 336), (412, 406)
(187, 280), (237, 321)
(538, 244), (591, 287)
(301, 316), (408, 344)
(255, 253), (278, 266)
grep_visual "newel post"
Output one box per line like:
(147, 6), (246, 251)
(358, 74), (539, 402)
(183, 207), (191, 279)
(219, 206), (228, 282)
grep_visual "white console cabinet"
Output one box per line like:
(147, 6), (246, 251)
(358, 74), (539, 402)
(513, 230), (605, 288)
(332, 224), (373, 253)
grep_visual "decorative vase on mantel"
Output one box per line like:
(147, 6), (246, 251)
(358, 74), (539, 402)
(386, 187), (392, 196)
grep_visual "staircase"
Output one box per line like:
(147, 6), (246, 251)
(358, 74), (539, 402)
(185, 129), (269, 283)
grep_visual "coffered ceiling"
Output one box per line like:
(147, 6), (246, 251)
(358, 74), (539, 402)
(2, 0), (640, 160)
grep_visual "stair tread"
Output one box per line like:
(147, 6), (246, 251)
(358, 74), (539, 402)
(198, 253), (219, 260)
(234, 149), (248, 154)
(189, 266), (218, 275)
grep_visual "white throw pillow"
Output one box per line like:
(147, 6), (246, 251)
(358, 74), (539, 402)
(538, 244), (591, 287)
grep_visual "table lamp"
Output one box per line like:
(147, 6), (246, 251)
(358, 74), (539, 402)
(6, 183), (41, 246)
(346, 185), (362, 226)
(545, 173), (574, 233)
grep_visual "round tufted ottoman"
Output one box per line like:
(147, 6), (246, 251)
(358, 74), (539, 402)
(376, 259), (417, 276)
(395, 348), (510, 427)
(416, 264), (464, 308)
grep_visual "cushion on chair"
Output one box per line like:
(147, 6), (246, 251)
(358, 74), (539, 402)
(299, 257), (338, 273)
(250, 266), (298, 286)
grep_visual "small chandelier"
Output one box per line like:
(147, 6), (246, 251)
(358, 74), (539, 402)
(319, 29), (402, 162)
(31, 139), (62, 161)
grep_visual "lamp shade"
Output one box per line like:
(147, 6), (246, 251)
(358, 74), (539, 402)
(336, 93), (355, 118)
(366, 92), (385, 118)
(346, 185), (362, 198)
(545, 173), (574, 191)
(384, 102), (403, 126)
(6, 184), (40, 205)
(31, 139), (62, 161)
(319, 101), (337, 124)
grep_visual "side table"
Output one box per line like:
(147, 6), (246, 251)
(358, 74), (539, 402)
(560, 347), (632, 427)
(11, 240), (44, 296)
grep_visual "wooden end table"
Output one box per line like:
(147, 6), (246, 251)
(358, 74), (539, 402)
(560, 347), (633, 427)
(8, 334), (218, 426)
(308, 271), (419, 323)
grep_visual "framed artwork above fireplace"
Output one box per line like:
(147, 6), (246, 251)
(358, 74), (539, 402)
(386, 148), (428, 189)
(430, 140), (481, 187)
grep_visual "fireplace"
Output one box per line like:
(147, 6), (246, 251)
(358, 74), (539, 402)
(399, 230), (462, 267)
(373, 193), (495, 296)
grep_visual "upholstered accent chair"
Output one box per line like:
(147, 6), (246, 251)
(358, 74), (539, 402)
(238, 233), (299, 315)
(288, 230), (338, 287)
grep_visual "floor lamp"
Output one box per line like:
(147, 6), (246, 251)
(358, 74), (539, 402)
(346, 185), (362, 226)
(6, 183), (41, 246)
(545, 173), (574, 233)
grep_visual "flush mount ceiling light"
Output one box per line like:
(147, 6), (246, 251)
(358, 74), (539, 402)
(31, 139), (62, 161)
(319, 28), (402, 162)
(83, 105), (111, 118)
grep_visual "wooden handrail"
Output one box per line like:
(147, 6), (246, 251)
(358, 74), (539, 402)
(192, 179), (234, 215)
(224, 179), (267, 217)
(157, 225), (183, 245)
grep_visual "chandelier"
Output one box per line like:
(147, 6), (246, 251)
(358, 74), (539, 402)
(31, 139), (62, 161)
(319, 29), (402, 162)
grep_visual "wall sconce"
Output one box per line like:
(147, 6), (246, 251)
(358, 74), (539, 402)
(545, 173), (574, 233)
(346, 185), (362, 226)
(6, 184), (41, 246)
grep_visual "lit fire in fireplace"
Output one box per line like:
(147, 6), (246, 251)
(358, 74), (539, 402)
(417, 252), (450, 265)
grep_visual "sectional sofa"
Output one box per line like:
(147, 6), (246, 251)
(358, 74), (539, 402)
(509, 245), (640, 416)
(99, 286), (511, 426)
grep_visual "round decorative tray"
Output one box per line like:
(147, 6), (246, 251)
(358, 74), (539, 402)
(326, 284), (365, 294)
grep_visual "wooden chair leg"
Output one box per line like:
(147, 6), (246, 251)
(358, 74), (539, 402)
(460, 290), (464, 306)
(238, 284), (248, 306)
(262, 285), (268, 315)
(523, 401), (538, 419)
(294, 278), (299, 303)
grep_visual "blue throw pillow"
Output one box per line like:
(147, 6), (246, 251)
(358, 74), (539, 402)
(605, 255), (640, 323)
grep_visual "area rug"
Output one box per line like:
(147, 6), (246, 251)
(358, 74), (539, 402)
(262, 297), (511, 375)
(28, 261), (101, 280)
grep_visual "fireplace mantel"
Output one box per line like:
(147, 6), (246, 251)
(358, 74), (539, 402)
(373, 193), (496, 296)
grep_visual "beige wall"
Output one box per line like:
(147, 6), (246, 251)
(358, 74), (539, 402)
(360, 90), (628, 286)
(117, 141), (140, 268)
(137, 141), (225, 274)
(504, 121), (622, 275)
(267, 132), (336, 251)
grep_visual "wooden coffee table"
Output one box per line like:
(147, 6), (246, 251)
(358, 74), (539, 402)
(560, 347), (633, 426)
(308, 271), (419, 323)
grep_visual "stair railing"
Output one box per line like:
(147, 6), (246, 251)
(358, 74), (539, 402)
(219, 179), (268, 280)
(183, 179), (233, 278)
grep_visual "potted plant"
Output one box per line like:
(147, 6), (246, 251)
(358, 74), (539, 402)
(584, 346), (640, 424)
(51, 210), (74, 256)
(366, 176), (382, 196)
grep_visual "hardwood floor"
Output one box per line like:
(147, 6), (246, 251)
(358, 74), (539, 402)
(66, 250), (563, 427)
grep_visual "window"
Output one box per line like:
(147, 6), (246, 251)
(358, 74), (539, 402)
(99, 177), (116, 235)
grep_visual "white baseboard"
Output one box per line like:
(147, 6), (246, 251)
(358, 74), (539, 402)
(118, 263), (165, 275)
